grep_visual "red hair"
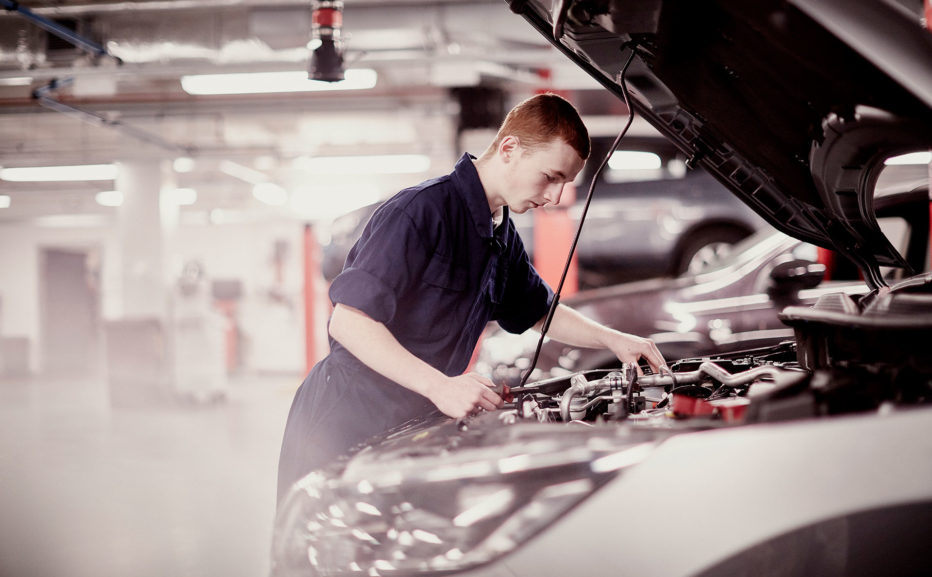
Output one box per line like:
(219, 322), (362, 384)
(490, 93), (590, 160)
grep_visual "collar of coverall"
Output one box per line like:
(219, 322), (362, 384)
(454, 152), (508, 242)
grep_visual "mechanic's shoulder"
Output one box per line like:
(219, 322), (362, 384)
(388, 174), (455, 217)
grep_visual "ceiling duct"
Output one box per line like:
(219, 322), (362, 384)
(0, 1), (553, 82)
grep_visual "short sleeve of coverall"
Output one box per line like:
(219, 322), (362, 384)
(495, 237), (554, 334)
(328, 206), (427, 325)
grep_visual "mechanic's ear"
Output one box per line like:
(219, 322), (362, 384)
(499, 135), (520, 161)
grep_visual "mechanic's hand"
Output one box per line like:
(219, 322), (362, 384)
(427, 372), (504, 419)
(606, 332), (667, 375)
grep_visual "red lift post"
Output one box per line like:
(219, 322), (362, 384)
(533, 183), (579, 296)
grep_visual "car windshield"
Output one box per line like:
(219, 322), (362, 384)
(690, 228), (806, 274)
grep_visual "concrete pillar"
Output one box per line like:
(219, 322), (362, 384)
(114, 159), (176, 320)
(105, 159), (182, 404)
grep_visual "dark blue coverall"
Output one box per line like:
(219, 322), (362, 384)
(276, 153), (553, 503)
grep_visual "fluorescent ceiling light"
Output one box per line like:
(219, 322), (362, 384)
(0, 77), (32, 87)
(169, 187), (197, 206)
(173, 156), (195, 173)
(294, 154), (431, 175)
(35, 215), (109, 228)
(95, 190), (123, 207)
(180, 69), (377, 95)
(253, 182), (288, 206)
(1, 163), (118, 182)
(608, 151), (662, 171)
(885, 151), (932, 166)
(0, 195), (10, 209)
(220, 160), (269, 184)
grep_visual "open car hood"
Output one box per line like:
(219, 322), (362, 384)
(507, 0), (932, 289)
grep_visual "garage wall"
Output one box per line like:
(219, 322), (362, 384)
(0, 219), (119, 373)
(0, 216), (320, 376)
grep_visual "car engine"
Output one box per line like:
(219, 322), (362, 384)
(502, 343), (806, 427)
(503, 282), (932, 428)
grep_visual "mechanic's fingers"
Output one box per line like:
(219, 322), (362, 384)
(465, 373), (503, 409)
(479, 389), (503, 410)
(635, 339), (664, 374)
(463, 398), (499, 418)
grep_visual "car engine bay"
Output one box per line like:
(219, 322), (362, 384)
(501, 279), (932, 429)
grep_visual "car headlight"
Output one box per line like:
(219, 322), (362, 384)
(271, 418), (660, 576)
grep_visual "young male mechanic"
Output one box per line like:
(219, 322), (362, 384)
(277, 93), (666, 503)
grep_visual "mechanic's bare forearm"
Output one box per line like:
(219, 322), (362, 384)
(329, 304), (446, 398)
(534, 304), (667, 372)
(533, 304), (620, 349)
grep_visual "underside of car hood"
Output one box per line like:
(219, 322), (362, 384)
(507, 0), (932, 289)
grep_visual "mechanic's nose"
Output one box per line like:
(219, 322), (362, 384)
(546, 184), (564, 206)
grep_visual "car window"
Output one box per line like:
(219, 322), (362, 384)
(692, 228), (786, 273)
(875, 151), (931, 280)
(601, 151), (687, 184)
(580, 137), (688, 186)
(790, 241), (818, 263)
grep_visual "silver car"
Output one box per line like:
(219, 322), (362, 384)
(273, 1), (932, 575)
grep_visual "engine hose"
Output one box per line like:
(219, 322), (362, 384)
(559, 385), (581, 422)
(560, 373), (616, 421)
(637, 362), (808, 389)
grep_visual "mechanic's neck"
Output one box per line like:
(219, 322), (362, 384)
(472, 152), (508, 215)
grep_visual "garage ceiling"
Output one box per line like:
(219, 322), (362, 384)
(0, 0), (632, 224)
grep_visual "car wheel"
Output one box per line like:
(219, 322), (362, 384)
(675, 226), (751, 275)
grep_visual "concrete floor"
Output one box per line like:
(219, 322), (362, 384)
(0, 372), (298, 577)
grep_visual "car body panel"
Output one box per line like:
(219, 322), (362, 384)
(485, 407), (932, 577)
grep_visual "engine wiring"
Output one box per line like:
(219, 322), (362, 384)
(519, 47), (638, 388)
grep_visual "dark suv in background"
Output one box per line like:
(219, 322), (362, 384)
(320, 136), (767, 286)
(571, 136), (767, 286)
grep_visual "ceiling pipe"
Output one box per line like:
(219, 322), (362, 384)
(0, 0), (121, 63)
(33, 78), (194, 155)
(5, 1), (190, 153)
(0, 1), (554, 93)
(0, 2), (546, 67)
(0, 0), (497, 17)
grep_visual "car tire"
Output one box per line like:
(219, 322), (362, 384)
(674, 226), (751, 275)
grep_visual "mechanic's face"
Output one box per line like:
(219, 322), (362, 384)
(502, 137), (585, 214)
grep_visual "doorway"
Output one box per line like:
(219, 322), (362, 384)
(40, 247), (101, 376)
